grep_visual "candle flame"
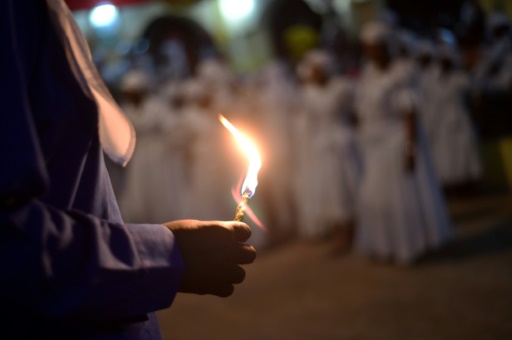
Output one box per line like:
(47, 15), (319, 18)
(219, 114), (262, 198)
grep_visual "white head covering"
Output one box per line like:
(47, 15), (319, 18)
(307, 50), (335, 70)
(438, 44), (460, 64)
(196, 58), (234, 87)
(488, 13), (510, 30)
(46, 0), (135, 166)
(297, 49), (335, 80)
(397, 29), (417, 54)
(415, 39), (436, 58)
(160, 81), (181, 101)
(181, 79), (208, 103)
(361, 21), (393, 45)
(120, 70), (150, 92)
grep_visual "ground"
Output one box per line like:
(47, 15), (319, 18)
(157, 194), (512, 340)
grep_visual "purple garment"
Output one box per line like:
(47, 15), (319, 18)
(0, 1), (184, 338)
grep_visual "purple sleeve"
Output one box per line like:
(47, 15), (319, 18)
(1, 201), (185, 322)
(0, 0), (184, 323)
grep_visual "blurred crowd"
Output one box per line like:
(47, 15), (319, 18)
(105, 10), (512, 265)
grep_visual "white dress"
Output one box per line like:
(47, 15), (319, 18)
(429, 70), (482, 185)
(256, 69), (295, 233)
(355, 62), (452, 264)
(295, 77), (361, 239)
(178, 105), (235, 221)
(120, 97), (174, 223)
(417, 64), (440, 142)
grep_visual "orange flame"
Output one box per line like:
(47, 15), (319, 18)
(220, 115), (266, 231)
(219, 114), (262, 197)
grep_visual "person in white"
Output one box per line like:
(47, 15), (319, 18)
(294, 50), (361, 241)
(478, 13), (512, 91)
(196, 58), (236, 115)
(355, 22), (452, 265)
(254, 60), (297, 245)
(178, 78), (235, 221)
(395, 29), (418, 75)
(414, 39), (439, 143)
(120, 70), (178, 223)
(429, 45), (482, 186)
(470, 13), (512, 139)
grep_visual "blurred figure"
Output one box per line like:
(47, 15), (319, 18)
(196, 58), (236, 114)
(178, 79), (234, 221)
(120, 70), (176, 223)
(355, 22), (452, 265)
(157, 81), (190, 221)
(294, 50), (360, 242)
(430, 45), (482, 187)
(485, 13), (512, 87)
(470, 13), (512, 138)
(415, 39), (439, 142)
(254, 60), (297, 245)
(395, 29), (418, 74)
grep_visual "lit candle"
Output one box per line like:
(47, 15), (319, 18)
(219, 114), (262, 222)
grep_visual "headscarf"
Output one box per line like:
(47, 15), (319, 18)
(120, 70), (151, 93)
(488, 13), (510, 31)
(360, 21), (393, 45)
(297, 49), (335, 80)
(415, 40), (436, 58)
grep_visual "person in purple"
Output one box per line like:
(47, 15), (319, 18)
(0, 0), (256, 338)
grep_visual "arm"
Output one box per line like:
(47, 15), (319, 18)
(0, 1), (255, 324)
(0, 0), (184, 322)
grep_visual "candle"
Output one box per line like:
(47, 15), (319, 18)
(219, 114), (262, 222)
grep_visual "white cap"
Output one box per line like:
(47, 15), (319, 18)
(415, 39), (436, 57)
(304, 49), (335, 72)
(197, 58), (234, 86)
(120, 70), (150, 92)
(398, 29), (417, 53)
(488, 13), (510, 30)
(361, 21), (393, 45)
(438, 44), (459, 63)
(297, 49), (335, 81)
(181, 79), (208, 103)
(161, 81), (182, 100)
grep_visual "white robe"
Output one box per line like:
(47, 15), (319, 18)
(355, 62), (452, 264)
(120, 97), (176, 223)
(178, 106), (235, 221)
(294, 77), (361, 239)
(417, 64), (440, 142)
(256, 66), (296, 232)
(429, 70), (482, 185)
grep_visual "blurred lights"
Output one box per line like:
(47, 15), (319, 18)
(89, 3), (120, 28)
(219, 0), (255, 23)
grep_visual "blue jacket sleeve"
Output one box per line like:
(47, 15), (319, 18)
(0, 0), (184, 322)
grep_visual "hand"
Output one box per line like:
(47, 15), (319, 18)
(164, 220), (256, 297)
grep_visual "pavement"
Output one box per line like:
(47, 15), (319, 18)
(157, 193), (512, 339)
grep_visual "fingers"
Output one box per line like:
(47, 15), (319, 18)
(216, 265), (246, 284)
(196, 221), (251, 243)
(180, 265), (246, 297)
(213, 284), (235, 298)
(229, 222), (252, 242)
(235, 244), (257, 265)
